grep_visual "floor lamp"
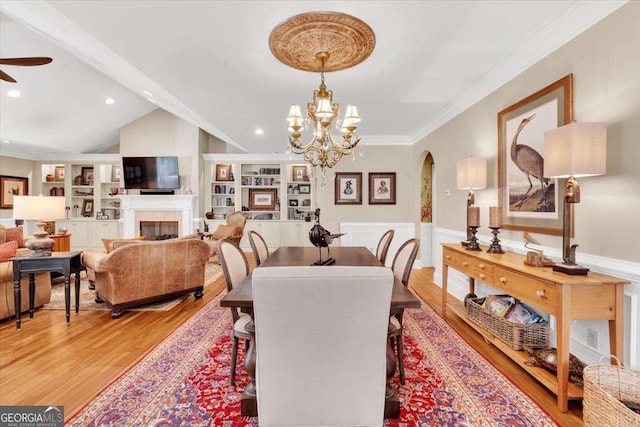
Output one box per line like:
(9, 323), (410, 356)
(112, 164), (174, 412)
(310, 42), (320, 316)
(12, 196), (66, 257)
(457, 156), (487, 247)
(543, 122), (606, 275)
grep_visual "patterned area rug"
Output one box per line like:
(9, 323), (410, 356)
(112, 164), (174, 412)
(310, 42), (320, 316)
(43, 263), (222, 312)
(67, 291), (558, 426)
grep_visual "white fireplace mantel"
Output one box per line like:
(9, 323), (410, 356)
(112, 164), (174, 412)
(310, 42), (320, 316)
(119, 195), (196, 238)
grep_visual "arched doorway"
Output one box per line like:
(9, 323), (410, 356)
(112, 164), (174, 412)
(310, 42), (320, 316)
(420, 153), (434, 267)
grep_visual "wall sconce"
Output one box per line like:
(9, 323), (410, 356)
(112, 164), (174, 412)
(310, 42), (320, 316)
(457, 156), (487, 246)
(544, 122), (606, 275)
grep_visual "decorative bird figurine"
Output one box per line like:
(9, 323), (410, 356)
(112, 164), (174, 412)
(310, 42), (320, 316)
(510, 114), (549, 208)
(308, 208), (345, 265)
(522, 232), (553, 267)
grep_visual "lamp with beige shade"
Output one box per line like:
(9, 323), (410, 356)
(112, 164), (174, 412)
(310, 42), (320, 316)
(12, 196), (66, 257)
(457, 156), (487, 249)
(543, 122), (606, 275)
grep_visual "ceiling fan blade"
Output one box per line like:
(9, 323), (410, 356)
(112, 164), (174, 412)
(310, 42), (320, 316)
(0, 57), (53, 66)
(0, 69), (17, 83)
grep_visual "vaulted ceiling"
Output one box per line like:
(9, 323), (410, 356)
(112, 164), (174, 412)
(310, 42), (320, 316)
(0, 1), (625, 159)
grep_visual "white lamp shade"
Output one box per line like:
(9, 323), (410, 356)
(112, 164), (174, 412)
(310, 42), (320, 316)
(287, 104), (303, 123)
(457, 157), (487, 190)
(343, 105), (361, 123)
(544, 122), (607, 178)
(315, 97), (333, 118)
(13, 196), (66, 220)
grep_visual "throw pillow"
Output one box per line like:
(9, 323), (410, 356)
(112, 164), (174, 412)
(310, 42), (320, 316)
(4, 226), (26, 248)
(211, 225), (241, 240)
(0, 240), (18, 262)
(0, 225), (6, 244)
(102, 236), (147, 253)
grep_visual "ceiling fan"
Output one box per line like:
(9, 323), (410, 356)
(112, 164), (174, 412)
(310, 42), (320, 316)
(0, 57), (53, 83)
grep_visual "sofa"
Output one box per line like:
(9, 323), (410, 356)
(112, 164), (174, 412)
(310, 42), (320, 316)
(0, 225), (52, 320)
(81, 237), (211, 318)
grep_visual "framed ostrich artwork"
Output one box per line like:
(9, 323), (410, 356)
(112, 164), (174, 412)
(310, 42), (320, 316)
(497, 74), (573, 235)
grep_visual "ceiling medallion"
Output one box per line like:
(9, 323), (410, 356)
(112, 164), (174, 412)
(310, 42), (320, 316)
(270, 11), (375, 172)
(269, 11), (376, 73)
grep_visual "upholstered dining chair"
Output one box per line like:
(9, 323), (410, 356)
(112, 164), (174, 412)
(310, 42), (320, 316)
(248, 230), (269, 266)
(217, 238), (252, 385)
(252, 265), (393, 427)
(375, 229), (395, 265)
(387, 238), (420, 385)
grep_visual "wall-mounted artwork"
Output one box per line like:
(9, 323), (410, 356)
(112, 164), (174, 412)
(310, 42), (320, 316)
(334, 173), (362, 205)
(0, 175), (28, 209)
(368, 172), (396, 205)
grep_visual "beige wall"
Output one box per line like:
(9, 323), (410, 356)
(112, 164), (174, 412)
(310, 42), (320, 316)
(413, 2), (640, 264)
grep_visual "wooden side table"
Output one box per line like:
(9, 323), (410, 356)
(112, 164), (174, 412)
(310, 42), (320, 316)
(49, 233), (71, 252)
(11, 251), (84, 328)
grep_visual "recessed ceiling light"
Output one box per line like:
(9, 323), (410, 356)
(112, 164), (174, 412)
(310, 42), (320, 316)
(147, 97), (156, 104)
(143, 90), (153, 97)
(254, 129), (264, 135)
(7, 90), (20, 97)
(105, 97), (115, 105)
(3, 140), (10, 144)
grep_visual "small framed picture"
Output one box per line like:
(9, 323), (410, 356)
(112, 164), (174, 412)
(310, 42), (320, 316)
(81, 199), (94, 217)
(292, 165), (308, 181)
(249, 188), (277, 210)
(288, 199), (299, 207)
(54, 166), (65, 182)
(299, 184), (311, 194)
(334, 172), (362, 205)
(0, 175), (29, 209)
(81, 167), (94, 185)
(369, 172), (396, 205)
(111, 165), (121, 182)
(216, 164), (232, 181)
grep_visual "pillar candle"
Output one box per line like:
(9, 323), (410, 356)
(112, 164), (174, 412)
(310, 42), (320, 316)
(468, 206), (480, 227)
(489, 206), (502, 228)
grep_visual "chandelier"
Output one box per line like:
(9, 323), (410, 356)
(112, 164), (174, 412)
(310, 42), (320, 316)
(269, 11), (376, 170)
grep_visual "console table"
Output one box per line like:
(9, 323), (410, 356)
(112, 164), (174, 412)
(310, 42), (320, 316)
(12, 251), (84, 328)
(441, 243), (629, 412)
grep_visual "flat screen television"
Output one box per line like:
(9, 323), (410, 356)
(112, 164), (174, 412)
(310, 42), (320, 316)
(122, 156), (180, 190)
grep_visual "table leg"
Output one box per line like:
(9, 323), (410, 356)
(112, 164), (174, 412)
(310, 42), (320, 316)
(29, 273), (36, 318)
(609, 284), (625, 366)
(13, 276), (21, 329)
(240, 313), (258, 417)
(64, 273), (71, 323)
(75, 270), (81, 313)
(384, 335), (401, 418)
(442, 263), (448, 312)
(556, 286), (570, 412)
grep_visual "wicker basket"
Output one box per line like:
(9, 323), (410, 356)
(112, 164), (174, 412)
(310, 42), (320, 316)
(583, 356), (640, 427)
(465, 296), (548, 351)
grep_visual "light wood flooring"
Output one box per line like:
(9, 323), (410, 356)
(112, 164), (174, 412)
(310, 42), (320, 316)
(0, 260), (583, 425)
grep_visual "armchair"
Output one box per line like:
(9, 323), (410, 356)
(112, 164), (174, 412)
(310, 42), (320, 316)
(204, 211), (248, 262)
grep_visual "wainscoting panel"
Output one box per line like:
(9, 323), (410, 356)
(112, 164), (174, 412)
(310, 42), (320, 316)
(339, 222), (415, 267)
(434, 227), (640, 369)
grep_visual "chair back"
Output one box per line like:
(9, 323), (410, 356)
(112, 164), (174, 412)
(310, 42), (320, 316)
(391, 238), (419, 286)
(226, 211), (248, 230)
(375, 229), (395, 265)
(218, 239), (250, 323)
(252, 266), (393, 427)
(248, 230), (269, 266)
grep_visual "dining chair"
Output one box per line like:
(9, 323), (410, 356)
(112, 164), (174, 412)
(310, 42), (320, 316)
(252, 265), (393, 426)
(375, 229), (395, 265)
(388, 238), (419, 385)
(248, 230), (269, 266)
(217, 238), (252, 385)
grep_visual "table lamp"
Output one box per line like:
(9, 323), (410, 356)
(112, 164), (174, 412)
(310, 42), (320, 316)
(12, 196), (66, 257)
(543, 122), (606, 275)
(457, 156), (487, 246)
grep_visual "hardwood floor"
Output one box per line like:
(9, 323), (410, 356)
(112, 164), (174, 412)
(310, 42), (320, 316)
(0, 262), (583, 425)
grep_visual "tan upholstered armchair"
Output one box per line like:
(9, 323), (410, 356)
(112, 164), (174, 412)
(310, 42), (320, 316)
(81, 238), (210, 318)
(204, 211), (248, 262)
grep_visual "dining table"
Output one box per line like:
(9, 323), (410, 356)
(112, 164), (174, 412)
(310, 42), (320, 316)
(220, 245), (422, 418)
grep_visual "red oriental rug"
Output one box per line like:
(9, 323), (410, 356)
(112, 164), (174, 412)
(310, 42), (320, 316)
(67, 291), (558, 426)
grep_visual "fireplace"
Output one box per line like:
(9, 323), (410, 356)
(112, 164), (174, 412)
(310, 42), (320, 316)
(119, 195), (196, 238)
(140, 221), (179, 240)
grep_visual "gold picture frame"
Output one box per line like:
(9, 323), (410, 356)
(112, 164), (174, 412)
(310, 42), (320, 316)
(215, 164), (232, 181)
(249, 188), (277, 211)
(292, 165), (309, 181)
(497, 74), (573, 235)
(54, 166), (65, 182)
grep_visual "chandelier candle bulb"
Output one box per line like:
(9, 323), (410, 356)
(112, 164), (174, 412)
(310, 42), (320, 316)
(489, 206), (502, 228)
(468, 207), (480, 227)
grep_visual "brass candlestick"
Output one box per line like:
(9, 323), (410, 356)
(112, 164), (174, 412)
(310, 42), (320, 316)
(487, 227), (505, 254)
(466, 226), (481, 251)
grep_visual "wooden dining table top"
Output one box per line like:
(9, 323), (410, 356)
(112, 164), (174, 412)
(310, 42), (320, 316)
(220, 246), (422, 310)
